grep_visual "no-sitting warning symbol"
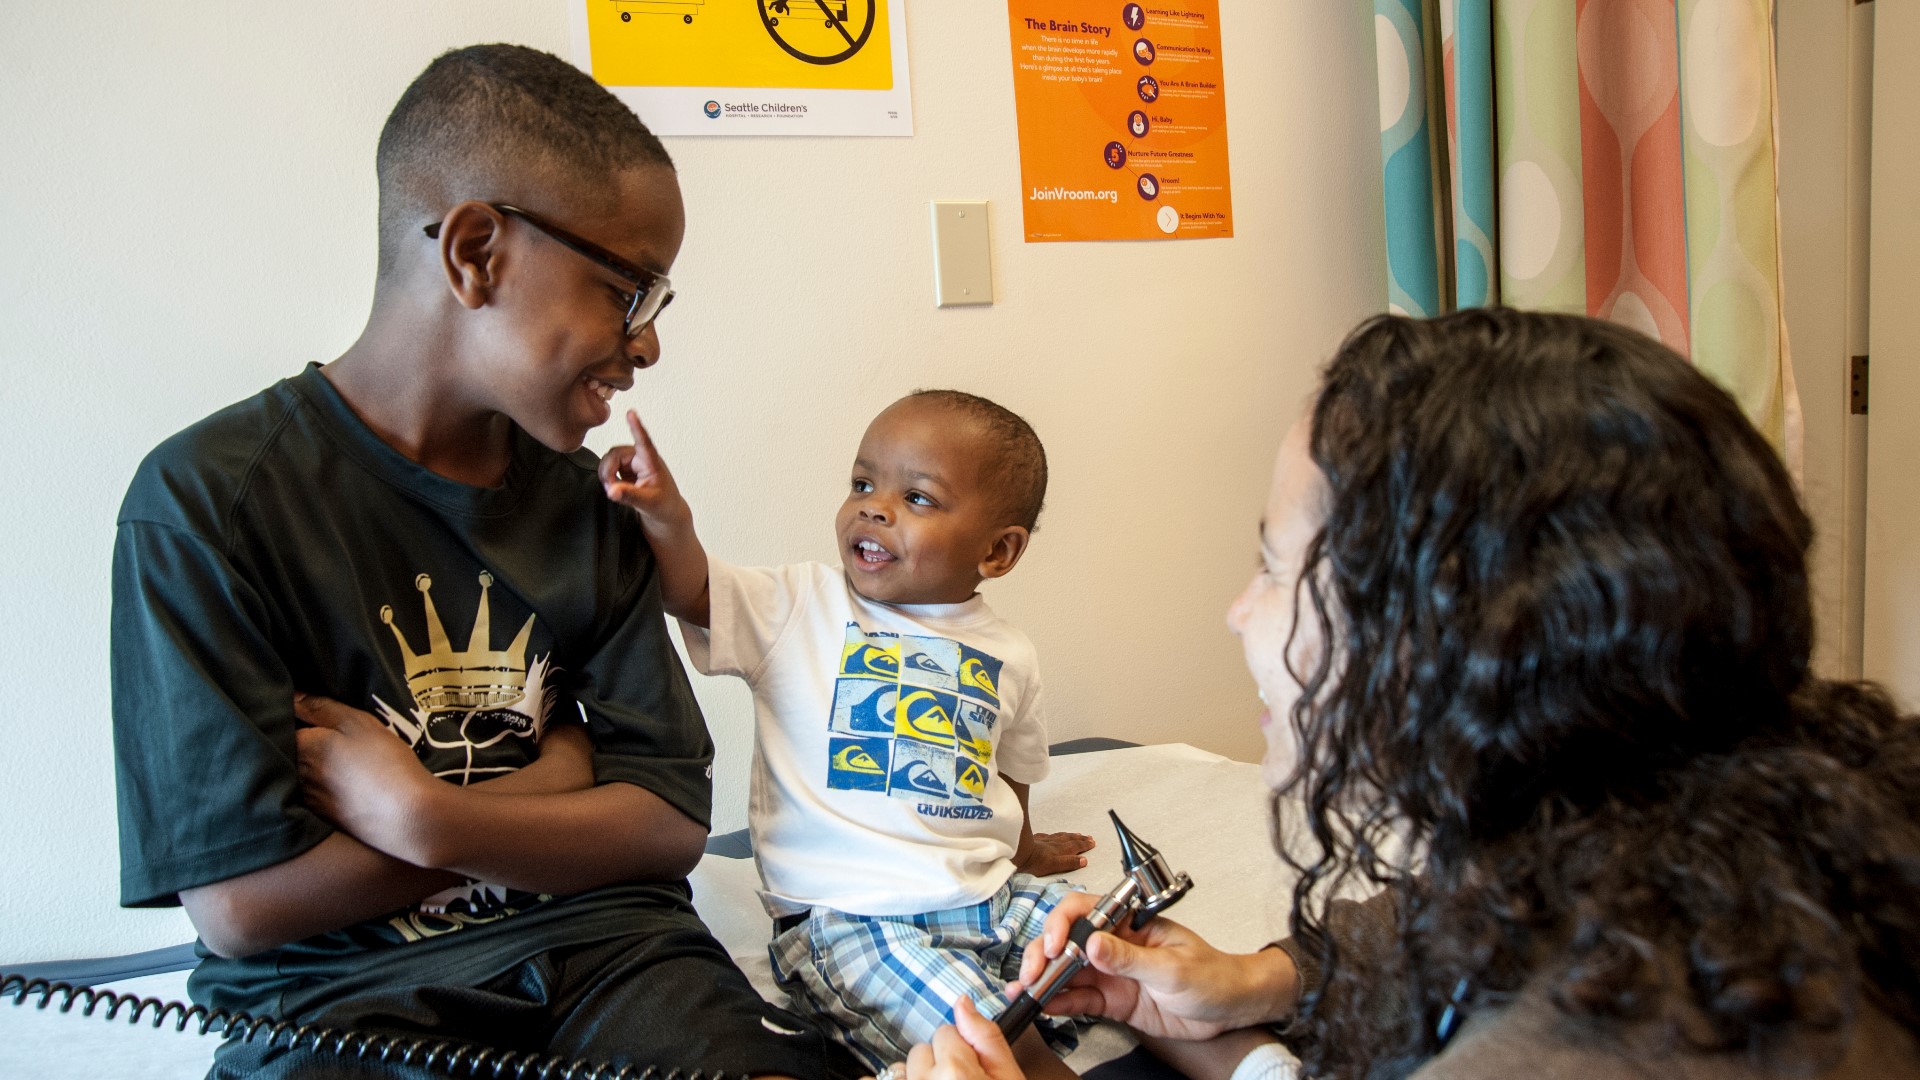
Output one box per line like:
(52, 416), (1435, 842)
(760, 1), (877, 65)
(577, 0), (913, 135)
(596, 0), (889, 85)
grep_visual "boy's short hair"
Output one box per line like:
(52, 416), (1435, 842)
(375, 44), (674, 277)
(907, 390), (1049, 532)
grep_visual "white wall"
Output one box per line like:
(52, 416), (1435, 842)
(0, 2), (1385, 960)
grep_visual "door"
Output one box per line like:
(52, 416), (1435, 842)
(1863, 0), (1920, 706)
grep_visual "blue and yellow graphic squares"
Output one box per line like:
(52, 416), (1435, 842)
(954, 757), (989, 802)
(899, 636), (961, 691)
(840, 633), (900, 681)
(894, 688), (958, 747)
(831, 679), (897, 735)
(827, 623), (1007, 808)
(958, 645), (1002, 706)
(953, 701), (994, 763)
(827, 736), (890, 792)
(889, 741), (952, 800)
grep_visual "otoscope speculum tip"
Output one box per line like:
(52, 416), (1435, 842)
(1109, 810), (1156, 871)
(1105, 810), (1192, 930)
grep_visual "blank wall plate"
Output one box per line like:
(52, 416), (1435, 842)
(931, 200), (993, 307)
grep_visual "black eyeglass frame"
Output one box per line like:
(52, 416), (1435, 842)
(424, 203), (675, 335)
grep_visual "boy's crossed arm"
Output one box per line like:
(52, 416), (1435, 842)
(184, 706), (707, 958)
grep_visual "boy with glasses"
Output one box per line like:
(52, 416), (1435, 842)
(111, 43), (847, 1080)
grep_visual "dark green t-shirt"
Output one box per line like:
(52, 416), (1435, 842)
(111, 365), (715, 1018)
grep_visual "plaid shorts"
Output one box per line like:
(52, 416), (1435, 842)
(768, 873), (1082, 1071)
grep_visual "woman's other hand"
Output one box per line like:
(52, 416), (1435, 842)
(1018, 891), (1300, 1040)
(906, 998), (1027, 1080)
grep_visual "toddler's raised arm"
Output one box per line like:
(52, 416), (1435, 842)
(600, 410), (712, 627)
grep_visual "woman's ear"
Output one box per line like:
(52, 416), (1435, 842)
(978, 526), (1032, 581)
(434, 200), (506, 311)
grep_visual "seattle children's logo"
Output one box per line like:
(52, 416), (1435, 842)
(703, 100), (722, 118)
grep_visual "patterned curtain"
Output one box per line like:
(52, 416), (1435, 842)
(1373, 0), (1799, 459)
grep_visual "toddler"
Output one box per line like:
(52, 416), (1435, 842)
(601, 390), (1093, 1078)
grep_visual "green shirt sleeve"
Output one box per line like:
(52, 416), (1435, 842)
(112, 520), (333, 908)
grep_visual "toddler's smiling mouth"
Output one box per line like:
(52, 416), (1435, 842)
(852, 538), (896, 566)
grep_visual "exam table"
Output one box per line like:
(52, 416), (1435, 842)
(1, 743), (1297, 1080)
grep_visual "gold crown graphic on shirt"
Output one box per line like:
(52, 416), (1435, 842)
(380, 572), (536, 712)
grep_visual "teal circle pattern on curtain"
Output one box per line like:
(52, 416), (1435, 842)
(1376, 0), (1444, 317)
(1447, 0), (1498, 309)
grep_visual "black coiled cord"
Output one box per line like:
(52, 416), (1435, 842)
(3, 972), (733, 1080)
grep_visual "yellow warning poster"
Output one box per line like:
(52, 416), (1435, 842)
(1007, 1), (1234, 241)
(570, 0), (913, 136)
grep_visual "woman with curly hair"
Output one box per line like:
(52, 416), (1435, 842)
(907, 310), (1920, 1080)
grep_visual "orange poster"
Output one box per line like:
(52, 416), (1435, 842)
(1007, 1), (1233, 242)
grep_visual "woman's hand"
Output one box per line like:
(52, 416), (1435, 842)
(1018, 891), (1300, 1040)
(904, 998), (1027, 1080)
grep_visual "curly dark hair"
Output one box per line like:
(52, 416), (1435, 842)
(1273, 309), (1920, 1076)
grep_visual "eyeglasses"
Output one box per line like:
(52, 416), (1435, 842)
(424, 203), (675, 336)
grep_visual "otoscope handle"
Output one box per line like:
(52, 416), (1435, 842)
(1065, 916), (1098, 952)
(996, 992), (1045, 1040)
(997, 918), (1101, 1040)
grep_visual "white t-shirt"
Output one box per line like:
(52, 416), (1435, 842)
(680, 560), (1051, 917)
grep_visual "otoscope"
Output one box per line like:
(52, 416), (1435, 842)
(995, 810), (1194, 1039)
